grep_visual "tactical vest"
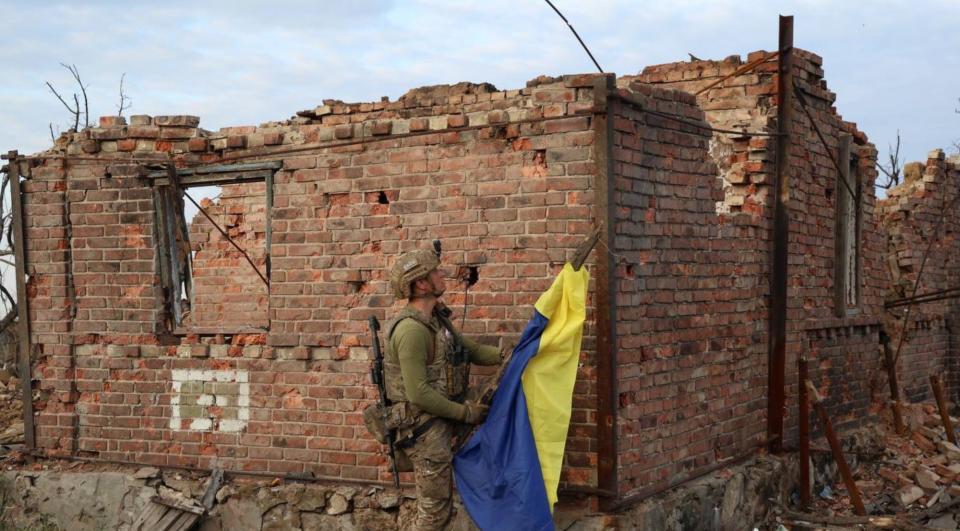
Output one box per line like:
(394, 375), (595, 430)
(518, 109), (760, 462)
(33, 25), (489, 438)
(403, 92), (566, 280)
(383, 305), (468, 424)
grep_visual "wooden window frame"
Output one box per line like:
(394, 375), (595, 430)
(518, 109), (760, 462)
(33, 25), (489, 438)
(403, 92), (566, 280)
(833, 134), (861, 316)
(148, 162), (279, 335)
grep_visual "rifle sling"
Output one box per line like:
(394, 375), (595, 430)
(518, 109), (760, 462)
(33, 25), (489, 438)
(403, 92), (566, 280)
(395, 417), (442, 450)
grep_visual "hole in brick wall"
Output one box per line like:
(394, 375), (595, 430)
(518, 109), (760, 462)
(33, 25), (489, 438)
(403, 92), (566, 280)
(825, 186), (833, 200)
(348, 280), (367, 293)
(377, 190), (390, 204)
(533, 150), (547, 167)
(457, 265), (479, 288)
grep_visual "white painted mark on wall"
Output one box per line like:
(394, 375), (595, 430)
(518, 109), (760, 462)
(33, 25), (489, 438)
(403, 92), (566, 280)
(170, 369), (250, 432)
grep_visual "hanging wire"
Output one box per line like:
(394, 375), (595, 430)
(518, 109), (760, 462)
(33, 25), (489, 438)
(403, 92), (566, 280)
(543, 0), (604, 73)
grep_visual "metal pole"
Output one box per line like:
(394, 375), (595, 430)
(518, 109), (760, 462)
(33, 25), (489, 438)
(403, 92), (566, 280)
(881, 330), (906, 434)
(767, 14), (793, 454)
(807, 380), (866, 516)
(592, 74), (619, 503)
(6, 150), (36, 449)
(930, 375), (957, 445)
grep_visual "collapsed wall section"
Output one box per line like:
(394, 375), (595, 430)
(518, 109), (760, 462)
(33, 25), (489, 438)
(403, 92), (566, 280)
(878, 151), (960, 401)
(24, 77), (606, 486)
(629, 50), (884, 442)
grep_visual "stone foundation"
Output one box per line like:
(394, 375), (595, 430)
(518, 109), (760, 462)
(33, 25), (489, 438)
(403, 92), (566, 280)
(0, 454), (796, 531)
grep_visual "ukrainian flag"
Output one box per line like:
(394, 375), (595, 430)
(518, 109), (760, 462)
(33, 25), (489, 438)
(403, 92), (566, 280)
(454, 263), (589, 531)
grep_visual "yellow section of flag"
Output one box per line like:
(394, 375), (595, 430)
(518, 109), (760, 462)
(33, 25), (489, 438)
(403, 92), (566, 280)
(521, 263), (590, 510)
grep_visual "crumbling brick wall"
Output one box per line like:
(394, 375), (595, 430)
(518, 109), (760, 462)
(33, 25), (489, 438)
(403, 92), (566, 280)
(626, 51), (778, 218)
(187, 182), (269, 330)
(631, 50), (885, 441)
(20, 45), (957, 504)
(25, 79), (608, 485)
(878, 150), (960, 401)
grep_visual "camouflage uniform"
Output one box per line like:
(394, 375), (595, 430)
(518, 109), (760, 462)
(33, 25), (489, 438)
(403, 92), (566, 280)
(383, 249), (500, 531)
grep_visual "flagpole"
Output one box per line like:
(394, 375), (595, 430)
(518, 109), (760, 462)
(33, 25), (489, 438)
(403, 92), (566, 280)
(571, 227), (601, 271)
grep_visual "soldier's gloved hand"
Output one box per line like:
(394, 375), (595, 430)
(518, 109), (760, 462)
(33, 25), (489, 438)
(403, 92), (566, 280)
(461, 402), (489, 425)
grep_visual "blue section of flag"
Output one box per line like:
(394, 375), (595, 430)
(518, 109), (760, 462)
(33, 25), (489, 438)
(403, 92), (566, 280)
(453, 310), (554, 531)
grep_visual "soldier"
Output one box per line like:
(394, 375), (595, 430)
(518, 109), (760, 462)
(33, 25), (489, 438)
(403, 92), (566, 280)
(384, 246), (502, 530)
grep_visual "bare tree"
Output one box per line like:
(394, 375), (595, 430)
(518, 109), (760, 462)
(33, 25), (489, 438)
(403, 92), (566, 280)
(877, 130), (903, 189)
(954, 98), (959, 154)
(45, 63), (90, 133)
(117, 73), (132, 117)
(0, 168), (18, 373)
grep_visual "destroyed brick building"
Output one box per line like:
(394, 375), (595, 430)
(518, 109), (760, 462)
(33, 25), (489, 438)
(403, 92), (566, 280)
(5, 37), (959, 516)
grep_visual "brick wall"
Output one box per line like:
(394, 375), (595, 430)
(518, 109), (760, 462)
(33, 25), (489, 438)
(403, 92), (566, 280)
(187, 182), (269, 330)
(18, 47), (960, 501)
(25, 78), (607, 485)
(610, 81), (767, 493)
(630, 50), (886, 446)
(878, 151), (960, 401)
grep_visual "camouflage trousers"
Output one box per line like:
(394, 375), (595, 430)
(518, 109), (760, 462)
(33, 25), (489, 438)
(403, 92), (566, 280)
(401, 419), (479, 531)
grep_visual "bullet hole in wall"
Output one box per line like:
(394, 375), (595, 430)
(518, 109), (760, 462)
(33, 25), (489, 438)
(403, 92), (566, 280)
(457, 265), (480, 288)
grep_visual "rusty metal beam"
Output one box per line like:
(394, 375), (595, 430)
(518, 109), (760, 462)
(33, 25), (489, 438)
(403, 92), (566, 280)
(930, 375), (957, 445)
(886, 286), (960, 308)
(7, 151), (35, 449)
(592, 74), (619, 502)
(881, 330), (907, 435)
(767, 15), (793, 454)
(792, 84), (858, 202)
(807, 380), (867, 516)
(571, 227), (600, 271)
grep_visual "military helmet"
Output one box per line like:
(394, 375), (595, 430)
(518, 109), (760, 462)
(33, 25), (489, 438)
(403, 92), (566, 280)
(390, 248), (440, 299)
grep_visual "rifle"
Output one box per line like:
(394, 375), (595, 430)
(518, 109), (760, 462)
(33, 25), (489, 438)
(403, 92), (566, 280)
(369, 316), (401, 488)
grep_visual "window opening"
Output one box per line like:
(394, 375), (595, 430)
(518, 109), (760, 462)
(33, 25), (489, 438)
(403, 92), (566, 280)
(150, 162), (279, 334)
(834, 135), (861, 315)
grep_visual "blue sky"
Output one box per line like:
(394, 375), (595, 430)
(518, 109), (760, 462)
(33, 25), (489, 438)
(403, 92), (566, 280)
(1, 0), (958, 165)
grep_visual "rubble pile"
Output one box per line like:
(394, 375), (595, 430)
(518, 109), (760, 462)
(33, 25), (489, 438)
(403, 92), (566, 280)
(800, 402), (960, 529)
(0, 365), (23, 445)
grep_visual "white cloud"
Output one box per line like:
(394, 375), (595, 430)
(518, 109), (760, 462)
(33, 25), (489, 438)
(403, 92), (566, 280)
(0, 0), (956, 162)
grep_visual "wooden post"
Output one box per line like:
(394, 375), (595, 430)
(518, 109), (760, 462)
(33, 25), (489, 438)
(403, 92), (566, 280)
(6, 150), (36, 449)
(806, 380), (866, 516)
(881, 330), (906, 434)
(930, 375), (957, 445)
(799, 357), (811, 509)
